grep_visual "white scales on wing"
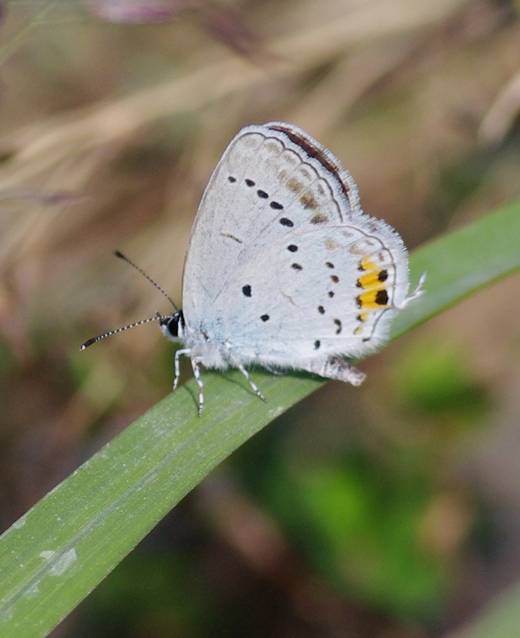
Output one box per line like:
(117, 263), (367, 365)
(182, 123), (361, 322)
(81, 122), (424, 413)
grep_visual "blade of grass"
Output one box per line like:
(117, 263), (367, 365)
(453, 581), (520, 638)
(1, 200), (519, 637)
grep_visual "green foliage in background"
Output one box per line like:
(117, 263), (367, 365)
(393, 340), (491, 433)
(236, 337), (490, 622)
(262, 453), (447, 617)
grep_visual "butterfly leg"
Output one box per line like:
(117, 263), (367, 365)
(303, 357), (366, 386)
(173, 348), (191, 392)
(191, 358), (205, 415)
(237, 364), (266, 402)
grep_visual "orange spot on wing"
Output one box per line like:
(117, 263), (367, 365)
(358, 271), (386, 290)
(356, 289), (389, 309)
(359, 257), (378, 272)
(357, 257), (390, 294)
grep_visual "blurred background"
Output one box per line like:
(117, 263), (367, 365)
(0, 1), (519, 636)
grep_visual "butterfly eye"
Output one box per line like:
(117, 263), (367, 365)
(157, 311), (184, 343)
(167, 318), (179, 337)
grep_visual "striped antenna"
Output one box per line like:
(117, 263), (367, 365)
(114, 250), (178, 310)
(80, 313), (162, 351)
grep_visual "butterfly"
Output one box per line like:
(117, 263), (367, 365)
(82, 122), (424, 413)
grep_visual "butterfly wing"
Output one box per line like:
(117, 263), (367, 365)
(182, 121), (412, 374)
(182, 122), (361, 326)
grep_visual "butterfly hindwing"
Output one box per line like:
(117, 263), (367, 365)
(204, 218), (409, 368)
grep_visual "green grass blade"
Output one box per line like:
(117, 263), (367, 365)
(392, 201), (520, 338)
(456, 581), (520, 638)
(0, 201), (519, 637)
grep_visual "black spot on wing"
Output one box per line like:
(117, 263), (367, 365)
(376, 290), (389, 305)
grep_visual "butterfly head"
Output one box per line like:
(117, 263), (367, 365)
(160, 310), (185, 342)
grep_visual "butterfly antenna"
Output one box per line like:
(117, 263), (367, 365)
(80, 313), (162, 351)
(114, 250), (178, 311)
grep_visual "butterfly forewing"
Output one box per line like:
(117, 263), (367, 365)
(183, 123), (361, 326)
